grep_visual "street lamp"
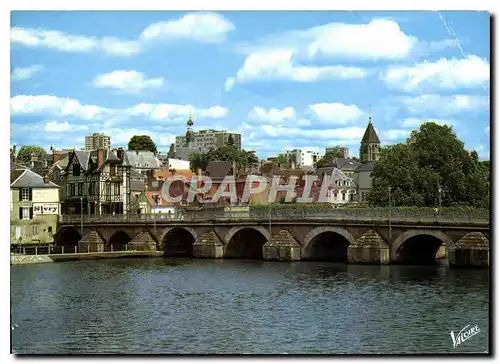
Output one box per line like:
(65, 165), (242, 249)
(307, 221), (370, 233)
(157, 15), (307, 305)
(438, 186), (442, 210)
(388, 186), (392, 240)
(80, 197), (83, 236)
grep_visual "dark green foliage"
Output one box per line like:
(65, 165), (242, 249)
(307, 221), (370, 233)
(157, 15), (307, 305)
(16, 145), (47, 166)
(128, 135), (157, 154)
(189, 145), (258, 172)
(368, 122), (490, 208)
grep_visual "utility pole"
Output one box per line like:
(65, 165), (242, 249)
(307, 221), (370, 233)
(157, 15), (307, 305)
(388, 186), (392, 240)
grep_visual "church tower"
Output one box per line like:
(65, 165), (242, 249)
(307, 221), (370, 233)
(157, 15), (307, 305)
(184, 112), (194, 148)
(359, 117), (380, 163)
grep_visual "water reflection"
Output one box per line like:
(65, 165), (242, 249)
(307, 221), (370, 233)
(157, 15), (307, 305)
(11, 259), (489, 354)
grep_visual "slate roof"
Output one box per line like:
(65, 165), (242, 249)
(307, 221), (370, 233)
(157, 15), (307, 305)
(74, 150), (91, 170)
(10, 168), (59, 189)
(332, 158), (362, 170)
(130, 180), (146, 192)
(123, 151), (163, 169)
(130, 169), (145, 179)
(356, 161), (377, 172)
(205, 161), (233, 179)
(361, 119), (380, 144)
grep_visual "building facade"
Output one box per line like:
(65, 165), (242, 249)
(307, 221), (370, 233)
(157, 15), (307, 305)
(63, 149), (131, 215)
(326, 146), (349, 158)
(175, 129), (242, 154)
(85, 133), (111, 151)
(11, 166), (60, 245)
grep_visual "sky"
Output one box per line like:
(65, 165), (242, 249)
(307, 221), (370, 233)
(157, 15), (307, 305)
(10, 10), (491, 159)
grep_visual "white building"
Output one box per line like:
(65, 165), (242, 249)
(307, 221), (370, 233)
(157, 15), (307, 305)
(175, 129), (242, 153)
(285, 149), (323, 167)
(166, 158), (190, 170)
(85, 133), (111, 151)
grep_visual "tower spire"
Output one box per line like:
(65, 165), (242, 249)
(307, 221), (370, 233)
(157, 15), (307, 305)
(368, 104), (372, 123)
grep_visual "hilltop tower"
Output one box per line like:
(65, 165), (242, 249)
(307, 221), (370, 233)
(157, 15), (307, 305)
(359, 117), (380, 163)
(185, 112), (194, 148)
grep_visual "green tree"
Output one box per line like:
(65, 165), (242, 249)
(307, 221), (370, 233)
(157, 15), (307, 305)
(227, 134), (235, 146)
(128, 135), (157, 154)
(368, 122), (490, 208)
(189, 145), (258, 173)
(316, 147), (347, 168)
(16, 145), (47, 166)
(167, 143), (176, 158)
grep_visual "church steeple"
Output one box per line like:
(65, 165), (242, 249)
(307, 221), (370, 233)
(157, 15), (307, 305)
(185, 111), (194, 147)
(360, 116), (380, 163)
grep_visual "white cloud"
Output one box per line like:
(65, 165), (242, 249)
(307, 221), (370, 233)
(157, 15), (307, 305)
(127, 103), (229, 121)
(44, 120), (88, 132)
(379, 129), (411, 141)
(400, 94), (490, 116)
(309, 103), (364, 125)
(473, 143), (490, 160)
(11, 95), (112, 120)
(248, 106), (296, 123)
(11, 65), (44, 81)
(382, 56), (490, 92)
(226, 49), (367, 90)
(485, 126), (490, 135)
(305, 19), (417, 60)
(140, 12), (234, 43)
(400, 117), (455, 128)
(11, 12), (233, 57)
(11, 27), (140, 57)
(92, 70), (165, 94)
(10, 95), (229, 123)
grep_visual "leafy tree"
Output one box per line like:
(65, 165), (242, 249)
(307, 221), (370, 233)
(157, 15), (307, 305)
(316, 147), (348, 168)
(227, 134), (235, 146)
(368, 122), (490, 208)
(167, 143), (176, 158)
(128, 135), (157, 154)
(16, 145), (47, 166)
(189, 145), (258, 173)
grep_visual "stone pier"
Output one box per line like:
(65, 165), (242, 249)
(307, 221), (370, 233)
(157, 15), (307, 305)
(78, 231), (104, 252)
(193, 231), (223, 259)
(448, 232), (489, 268)
(262, 230), (301, 261)
(128, 232), (158, 251)
(347, 230), (390, 265)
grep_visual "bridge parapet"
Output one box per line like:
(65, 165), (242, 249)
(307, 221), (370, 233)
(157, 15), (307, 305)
(60, 208), (489, 225)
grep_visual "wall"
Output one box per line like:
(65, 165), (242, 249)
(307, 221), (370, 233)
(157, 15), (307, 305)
(356, 170), (374, 202)
(167, 158), (190, 170)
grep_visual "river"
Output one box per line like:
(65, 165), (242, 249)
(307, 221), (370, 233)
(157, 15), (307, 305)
(11, 258), (489, 354)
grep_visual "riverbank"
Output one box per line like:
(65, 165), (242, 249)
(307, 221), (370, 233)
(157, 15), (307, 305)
(10, 251), (163, 265)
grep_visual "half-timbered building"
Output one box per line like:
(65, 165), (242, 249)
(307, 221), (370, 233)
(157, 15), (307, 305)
(63, 149), (131, 215)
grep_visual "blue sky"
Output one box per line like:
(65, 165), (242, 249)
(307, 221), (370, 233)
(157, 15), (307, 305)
(10, 11), (490, 159)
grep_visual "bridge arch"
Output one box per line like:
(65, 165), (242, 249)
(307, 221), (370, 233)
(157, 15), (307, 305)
(108, 230), (133, 251)
(161, 227), (197, 257)
(55, 227), (82, 249)
(224, 226), (270, 260)
(303, 226), (356, 262)
(391, 229), (454, 265)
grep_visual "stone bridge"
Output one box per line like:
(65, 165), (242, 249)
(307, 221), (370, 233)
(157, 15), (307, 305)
(56, 212), (490, 268)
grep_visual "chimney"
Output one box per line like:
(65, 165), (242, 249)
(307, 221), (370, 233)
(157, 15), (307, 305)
(43, 175), (49, 184)
(97, 148), (105, 168)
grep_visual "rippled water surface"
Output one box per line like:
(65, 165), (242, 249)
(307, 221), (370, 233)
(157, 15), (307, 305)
(11, 258), (489, 354)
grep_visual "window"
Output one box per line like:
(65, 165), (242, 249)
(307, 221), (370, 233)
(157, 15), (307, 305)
(22, 208), (30, 220)
(342, 193), (346, 201)
(32, 225), (39, 235)
(110, 164), (116, 176)
(73, 163), (80, 176)
(78, 183), (83, 196)
(68, 183), (75, 197)
(48, 226), (53, 234)
(21, 188), (30, 201)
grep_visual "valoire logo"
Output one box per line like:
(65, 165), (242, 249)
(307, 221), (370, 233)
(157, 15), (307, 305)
(450, 324), (481, 348)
